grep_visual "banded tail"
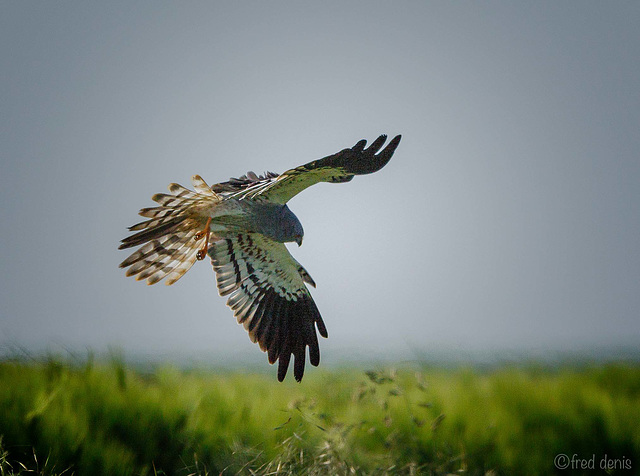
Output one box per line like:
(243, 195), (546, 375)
(119, 175), (220, 285)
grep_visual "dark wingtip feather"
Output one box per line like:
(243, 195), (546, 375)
(317, 321), (328, 338)
(293, 344), (306, 382)
(340, 133), (401, 176)
(388, 134), (402, 151)
(277, 353), (291, 382)
(365, 134), (388, 155)
(308, 326), (320, 367)
(267, 302), (286, 364)
(308, 298), (328, 338)
(352, 139), (367, 152)
(251, 293), (328, 382)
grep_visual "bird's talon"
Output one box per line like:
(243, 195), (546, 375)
(195, 217), (212, 260)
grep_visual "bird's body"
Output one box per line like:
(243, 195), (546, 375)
(196, 198), (304, 244)
(120, 134), (401, 381)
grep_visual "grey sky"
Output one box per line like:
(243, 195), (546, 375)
(1, 2), (639, 364)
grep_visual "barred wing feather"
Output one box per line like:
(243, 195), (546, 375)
(208, 234), (327, 382)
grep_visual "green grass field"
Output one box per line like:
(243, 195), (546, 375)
(0, 357), (638, 475)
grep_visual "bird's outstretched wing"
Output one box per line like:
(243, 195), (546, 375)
(219, 134), (401, 204)
(208, 234), (327, 382)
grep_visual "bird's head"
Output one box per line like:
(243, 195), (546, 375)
(286, 209), (304, 247)
(271, 204), (304, 246)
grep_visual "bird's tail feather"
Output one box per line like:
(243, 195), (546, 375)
(119, 175), (220, 285)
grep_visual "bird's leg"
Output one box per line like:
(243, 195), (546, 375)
(195, 217), (212, 260)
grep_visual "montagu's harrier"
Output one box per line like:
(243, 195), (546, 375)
(119, 134), (401, 381)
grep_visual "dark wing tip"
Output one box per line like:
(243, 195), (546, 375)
(293, 347), (306, 382)
(352, 139), (367, 152)
(277, 353), (291, 382)
(260, 293), (327, 382)
(389, 134), (402, 148)
(342, 134), (401, 176)
(364, 134), (388, 154)
(315, 318), (328, 339)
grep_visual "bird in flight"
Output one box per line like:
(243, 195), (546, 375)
(119, 134), (402, 381)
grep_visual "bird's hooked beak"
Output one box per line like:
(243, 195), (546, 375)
(295, 235), (303, 247)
